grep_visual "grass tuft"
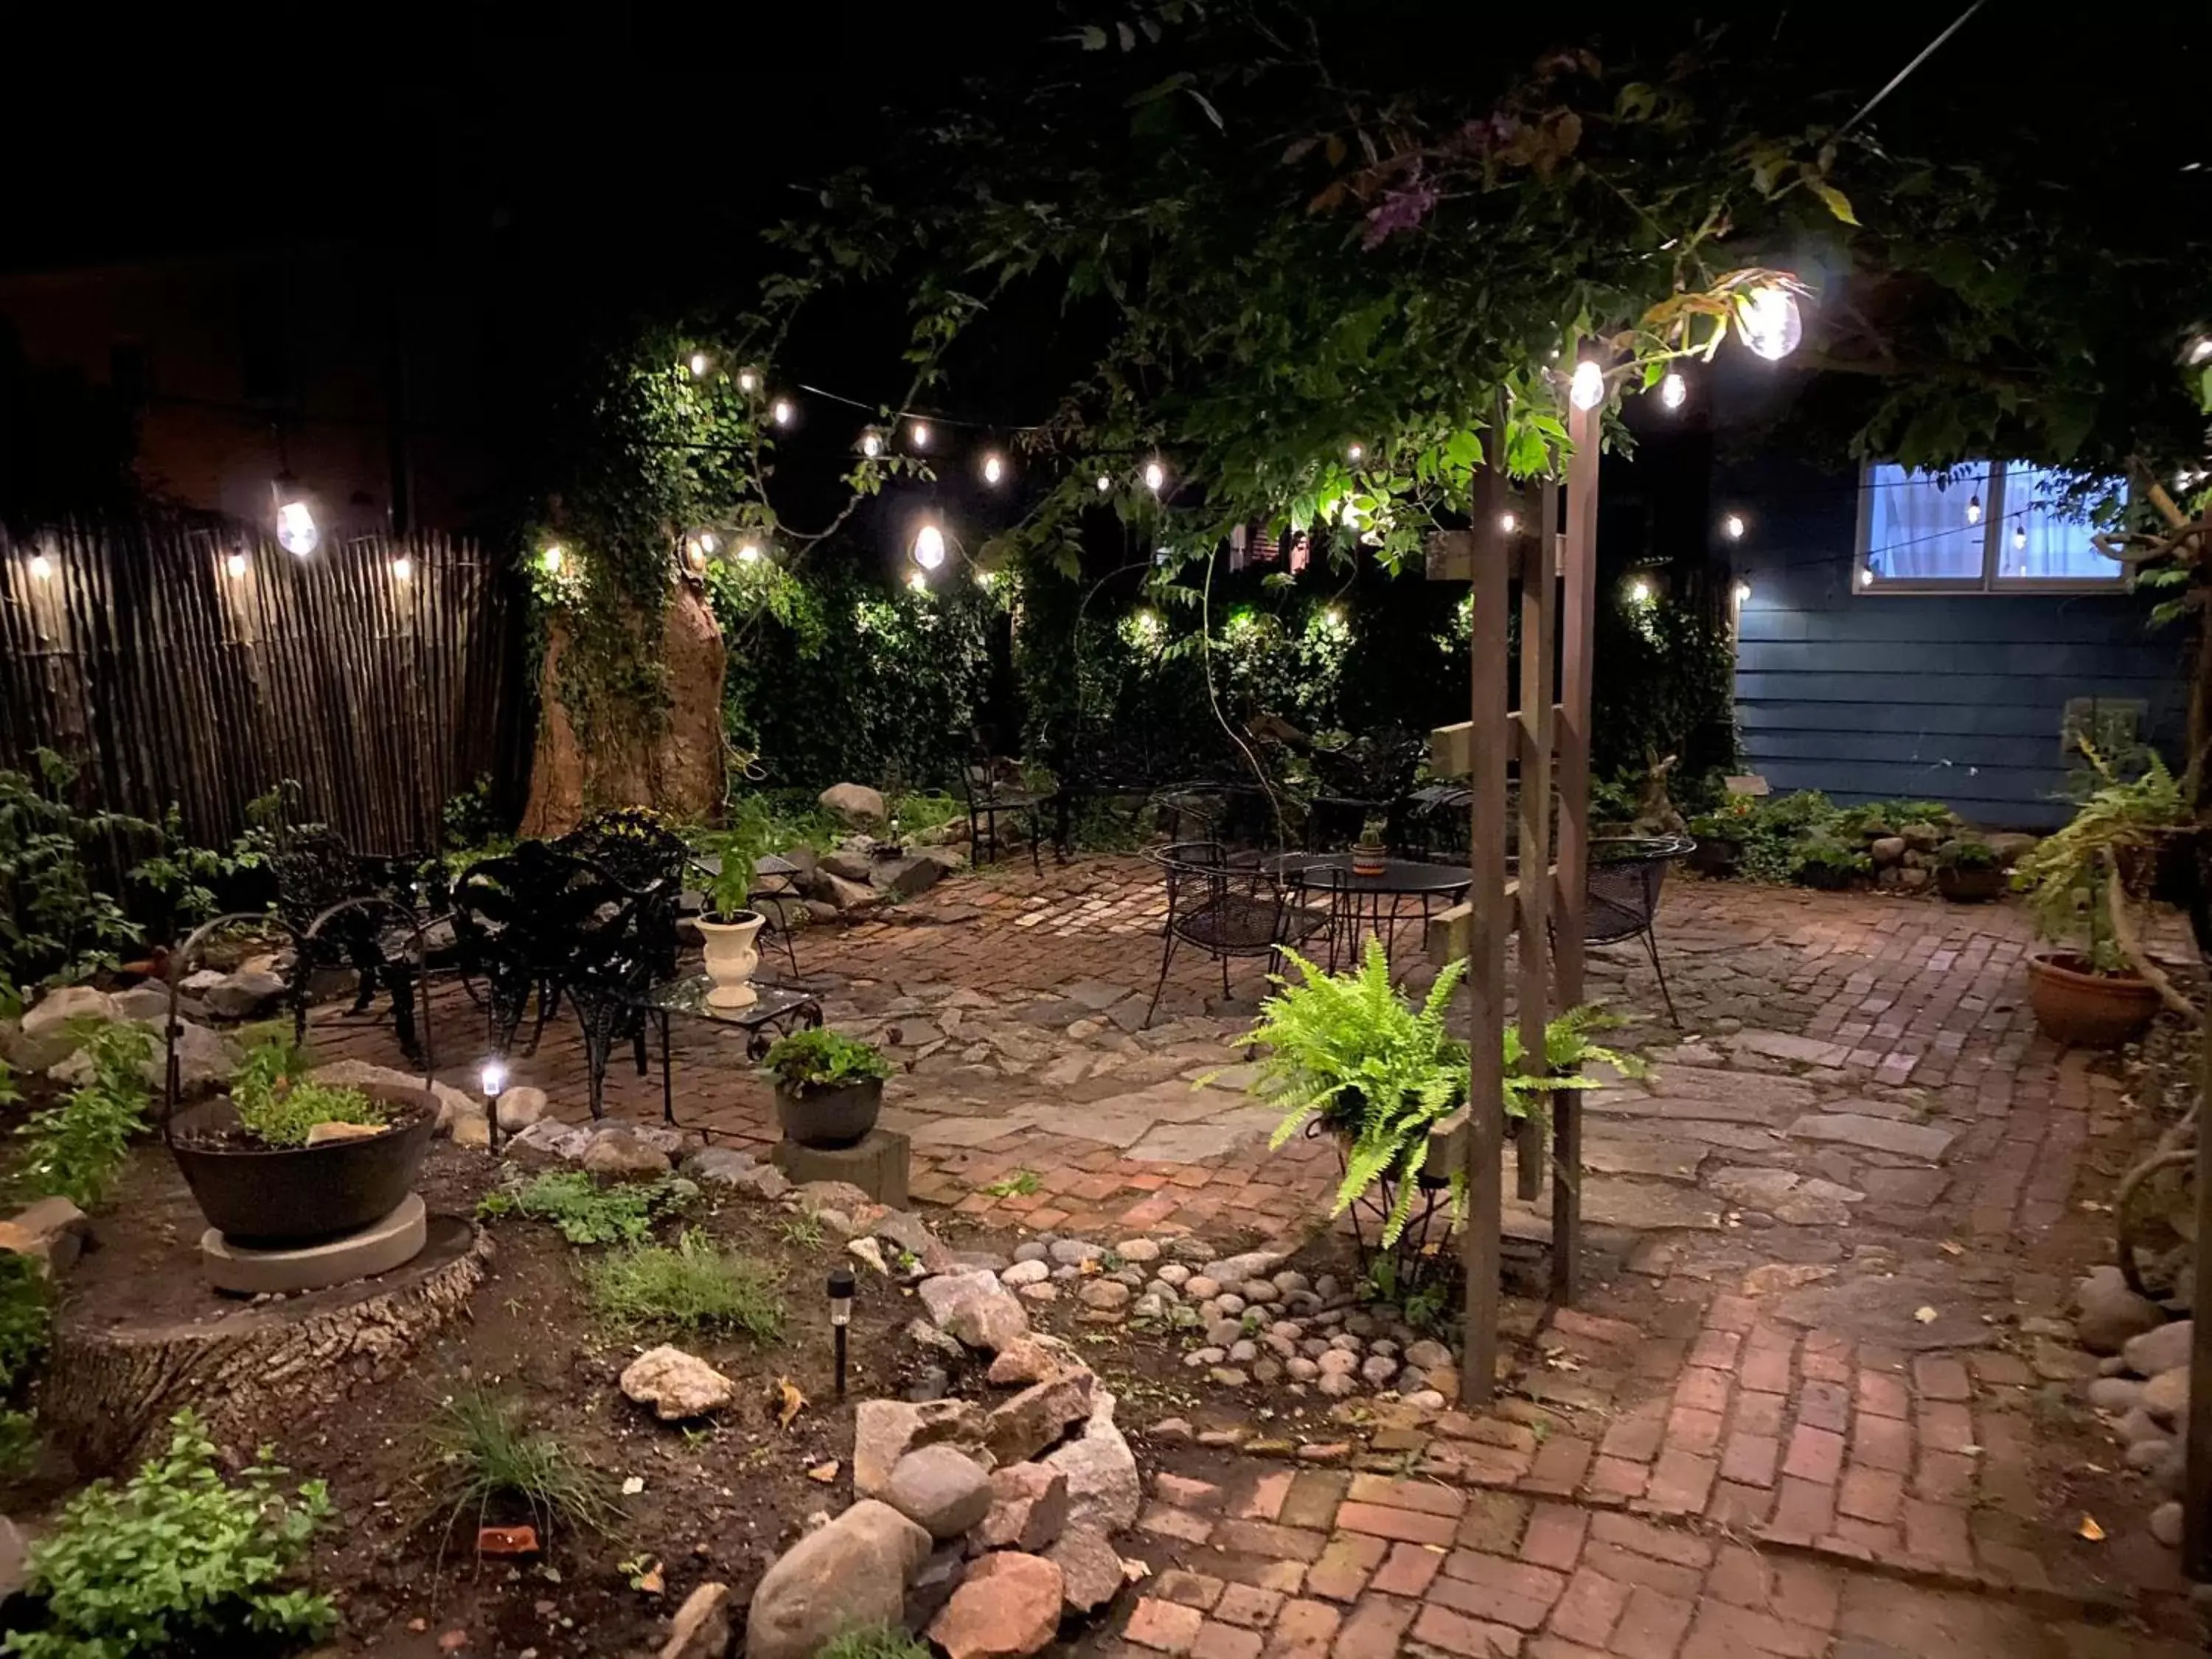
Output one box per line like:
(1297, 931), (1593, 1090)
(476, 1170), (695, 1246)
(429, 1388), (619, 1543)
(583, 1230), (785, 1340)
(818, 1627), (933, 1659)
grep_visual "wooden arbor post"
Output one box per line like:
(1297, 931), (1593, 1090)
(1428, 405), (1599, 1405)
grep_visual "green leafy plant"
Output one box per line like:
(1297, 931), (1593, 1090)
(3, 1408), (335, 1658)
(2014, 744), (2189, 971)
(476, 1170), (695, 1247)
(584, 1229), (785, 1339)
(14, 1019), (151, 1208)
(762, 1027), (892, 1095)
(0, 1251), (50, 1476)
(430, 1388), (619, 1544)
(817, 1626), (933, 1659)
(1789, 833), (1872, 887)
(228, 1037), (388, 1148)
(1935, 838), (1999, 871)
(775, 1212), (825, 1249)
(981, 1169), (1040, 1198)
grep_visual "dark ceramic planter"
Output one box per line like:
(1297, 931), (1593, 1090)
(169, 1082), (437, 1246)
(1797, 863), (1857, 891)
(1687, 836), (1741, 877)
(1935, 864), (2005, 902)
(2025, 953), (2161, 1048)
(774, 1076), (885, 1149)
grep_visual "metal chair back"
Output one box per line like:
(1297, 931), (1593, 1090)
(1584, 834), (1692, 945)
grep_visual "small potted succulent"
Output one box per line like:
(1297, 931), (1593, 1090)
(1351, 815), (1389, 878)
(695, 844), (766, 1010)
(762, 1027), (894, 1147)
(1934, 838), (2004, 902)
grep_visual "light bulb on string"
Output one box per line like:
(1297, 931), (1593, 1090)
(225, 551), (248, 580)
(1143, 459), (1167, 494)
(276, 498), (319, 557)
(1660, 371), (1688, 411)
(2190, 336), (2212, 366)
(28, 553), (52, 582)
(1733, 580), (1752, 605)
(737, 542), (763, 565)
(540, 545), (565, 574)
(981, 453), (1006, 485)
(1965, 494), (1982, 526)
(1736, 283), (1805, 361)
(1627, 577), (1652, 604)
(908, 419), (931, 449)
(390, 555), (413, 582)
(687, 352), (712, 379)
(912, 522), (947, 571)
(771, 397), (796, 428)
(1569, 360), (1606, 410)
(1858, 566), (1874, 588)
(737, 367), (759, 394)
(860, 429), (883, 458)
(1724, 513), (1747, 540)
(1346, 442), (1365, 462)
(1498, 511), (1517, 535)
(2013, 522), (2028, 552)
(1095, 474), (1112, 494)
(907, 569), (929, 594)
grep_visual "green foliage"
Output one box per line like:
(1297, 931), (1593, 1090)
(441, 773), (504, 849)
(762, 1027), (893, 1094)
(229, 1037), (386, 1148)
(1936, 838), (1998, 871)
(0, 1252), (50, 1395)
(4, 1409), (335, 1659)
(980, 1169), (1040, 1198)
(15, 1019), (150, 1208)
(0, 1410), (37, 1479)
(2014, 745), (2188, 970)
(430, 1388), (619, 1543)
(476, 1170), (697, 1247)
(817, 1626), (932, 1659)
(1790, 833), (1872, 886)
(583, 1230), (786, 1339)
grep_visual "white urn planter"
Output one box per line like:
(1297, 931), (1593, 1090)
(697, 911), (767, 1009)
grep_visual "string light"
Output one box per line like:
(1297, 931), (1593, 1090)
(1498, 511), (1518, 535)
(1346, 442), (1365, 462)
(1627, 577), (1652, 604)
(540, 545), (565, 574)
(28, 553), (52, 582)
(1660, 371), (1688, 410)
(737, 368), (759, 394)
(1569, 360), (1606, 410)
(859, 429), (883, 458)
(2013, 522), (2028, 552)
(1964, 494), (1982, 525)
(737, 543), (763, 564)
(2190, 336), (2212, 366)
(1858, 566), (1874, 588)
(390, 555), (413, 582)
(1131, 610), (1161, 639)
(981, 452), (1006, 485)
(1143, 459), (1167, 493)
(911, 522), (947, 570)
(1724, 513), (1747, 540)
(687, 352), (712, 379)
(907, 569), (929, 593)
(225, 552), (248, 580)
(1733, 580), (1752, 604)
(771, 398), (796, 428)
(1736, 283), (1805, 360)
(908, 419), (931, 449)
(1096, 474), (1112, 494)
(276, 498), (319, 557)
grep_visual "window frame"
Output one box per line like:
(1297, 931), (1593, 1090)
(1852, 460), (2126, 595)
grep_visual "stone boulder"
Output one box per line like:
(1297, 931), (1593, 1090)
(658, 1582), (732, 1659)
(821, 850), (877, 883)
(108, 984), (175, 1021)
(621, 1346), (740, 1421)
(0, 1197), (91, 1274)
(2075, 1266), (2166, 1356)
(820, 784), (888, 828)
(2122, 1319), (2194, 1380)
(815, 872), (880, 912)
(852, 1398), (989, 1497)
(686, 1148), (762, 1186)
(496, 1086), (549, 1131)
(582, 1125), (673, 1176)
(883, 1444), (993, 1540)
(1042, 1416), (1140, 1533)
(1983, 832), (2039, 869)
(1046, 1526), (1123, 1615)
(508, 1119), (591, 1158)
(927, 1551), (1064, 1659)
(8, 986), (119, 1071)
(201, 967), (288, 1020)
(987, 1336), (1082, 1387)
(977, 1463), (1068, 1551)
(1870, 836), (1907, 866)
(2143, 1366), (2191, 1429)
(919, 1270), (1030, 1353)
(986, 1370), (1095, 1465)
(869, 856), (945, 900)
(49, 1018), (239, 1096)
(745, 1498), (931, 1659)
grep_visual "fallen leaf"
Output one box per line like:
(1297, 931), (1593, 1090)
(633, 1562), (665, 1595)
(807, 1460), (840, 1483)
(1940, 1240), (1964, 1256)
(1120, 1557), (1152, 1583)
(1913, 1306), (1938, 1324)
(621, 1476), (646, 1496)
(2078, 1515), (2106, 1542)
(776, 1376), (808, 1430)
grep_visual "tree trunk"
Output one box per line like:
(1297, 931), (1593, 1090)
(520, 585), (728, 836)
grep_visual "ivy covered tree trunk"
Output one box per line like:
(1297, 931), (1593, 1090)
(520, 585), (728, 835)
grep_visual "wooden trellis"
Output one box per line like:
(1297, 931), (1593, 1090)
(1425, 403), (1600, 1405)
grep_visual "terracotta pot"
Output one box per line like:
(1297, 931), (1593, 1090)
(1935, 864), (2005, 903)
(774, 1077), (883, 1148)
(697, 910), (765, 1009)
(2026, 953), (2161, 1048)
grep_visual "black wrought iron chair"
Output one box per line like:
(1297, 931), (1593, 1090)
(1581, 834), (1696, 1027)
(450, 843), (644, 1058)
(1145, 841), (1332, 1025)
(272, 830), (434, 1062)
(554, 808), (690, 985)
(961, 746), (1057, 873)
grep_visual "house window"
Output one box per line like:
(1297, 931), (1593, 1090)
(1856, 462), (2123, 591)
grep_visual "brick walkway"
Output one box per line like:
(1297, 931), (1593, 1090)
(310, 855), (2206, 1649)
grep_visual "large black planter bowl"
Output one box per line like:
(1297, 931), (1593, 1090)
(168, 1083), (439, 1247)
(774, 1077), (884, 1149)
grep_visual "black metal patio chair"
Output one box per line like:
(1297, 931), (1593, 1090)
(1580, 834), (1696, 1028)
(554, 807), (690, 984)
(271, 829), (435, 1062)
(961, 745), (1057, 873)
(1144, 840), (1332, 1026)
(450, 843), (646, 1058)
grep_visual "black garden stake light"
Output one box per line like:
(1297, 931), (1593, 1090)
(480, 1059), (507, 1155)
(828, 1265), (855, 1399)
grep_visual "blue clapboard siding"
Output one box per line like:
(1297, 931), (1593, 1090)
(1728, 463), (2184, 829)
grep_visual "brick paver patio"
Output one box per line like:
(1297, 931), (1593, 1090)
(311, 855), (2207, 1652)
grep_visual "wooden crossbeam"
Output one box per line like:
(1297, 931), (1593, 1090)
(1429, 704), (1565, 780)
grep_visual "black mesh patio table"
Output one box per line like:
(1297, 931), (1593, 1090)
(1268, 854), (1471, 975)
(613, 974), (824, 1132)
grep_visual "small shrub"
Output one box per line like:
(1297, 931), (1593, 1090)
(14, 1020), (151, 1208)
(431, 1388), (619, 1543)
(818, 1626), (933, 1659)
(1790, 833), (1871, 886)
(776, 1211), (825, 1249)
(3, 1408), (334, 1658)
(1935, 838), (1999, 871)
(585, 1230), (785, 1340)
(762, 1027), (892, 1094)
(0, 1253), (49, 1394)
(230, 1037), (389, 1147)
(477, 1170), (695, 1246)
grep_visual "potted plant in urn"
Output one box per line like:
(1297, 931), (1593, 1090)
(2014, 749), (2191, 1046)
(762, 1027), (894, 1147)
(1686, 796), (1756, 877)
(695, 843), (767, 1010)
(1351, 815), (1389, 877)
(1934, 838), (2004, 902)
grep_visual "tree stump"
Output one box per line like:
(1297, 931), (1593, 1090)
(43, 1217), (490, 1473)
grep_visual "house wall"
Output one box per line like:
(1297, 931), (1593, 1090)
(1726, 462), (2186, 829)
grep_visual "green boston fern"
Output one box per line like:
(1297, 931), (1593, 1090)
(762, 1027), (893, 1094)
(1234, 939), (1644, 1245)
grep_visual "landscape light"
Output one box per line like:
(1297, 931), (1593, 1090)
(1724, 513), (1747, 541)
(981, 453), (1006, 485)
(908, 419), (931, 449)
(276, 498), (319, 557)
(860, 429), (883, 458)
(1143, 459), (1166, 493)
(481, 1058), (507, 1099)
(771, 398), (796, 428)
(27, 553), (52, 582)
(828, 1265), (855, 1400)
(1569, 360), (1606, 410)
(737, 543), (763, 564)
(225, 552), (248, 580)
(687, 352), (711, 379)
(1660, 372), (1688, 410)
(911, 522), (947, 570)
(540, 545), (565, 574)
(1965, 494), (1983, 526)
(1498, 511), (1517, 535)
(737, 367), (759, 394)
(1736, 284), (1804, 361)
(390, 555), (413, 582)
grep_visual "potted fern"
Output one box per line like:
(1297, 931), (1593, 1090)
(1234, 939), (1643, 1248)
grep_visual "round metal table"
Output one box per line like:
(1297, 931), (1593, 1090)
(1265, 853), (1471, 974)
